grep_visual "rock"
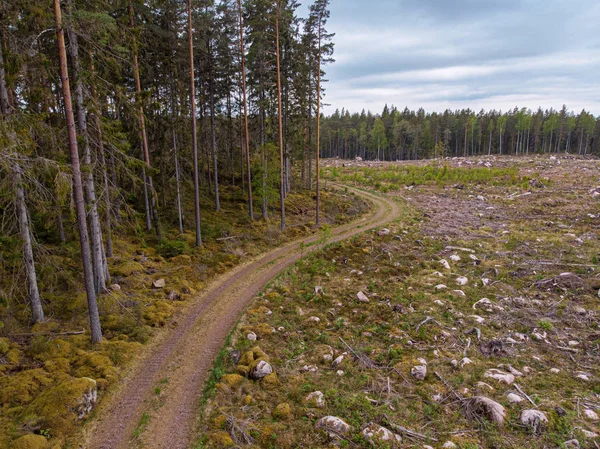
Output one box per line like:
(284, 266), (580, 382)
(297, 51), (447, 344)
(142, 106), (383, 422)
(357, 291), (370, 303)
(315, 416), (351, 437)
(361, 423), (401, 446)
(507, 393), (524, 403)
(576, 373), (591, 382)
(411, 365), (427, 381)
(250, 360), (273, 380)
(564, 440), (579, 448)
(465, 396), (506, 425)
(273, 403), (292, 420)
(308, 316), (321, 323)
(166, 290), (181, 301)
(574, 307), (587, 315)
(484, 369), (515, 385)
(10, 435), (48, 449)
(332, 355), (344, 368)
(336, 370), (344, 376)
(435, 284), (448, 290)
(301, 364), (319, 373)
(378, 228), (391, 236)
(550, 368), (560, 374)
(456, 276), (468, 286)
(109, 284), (121, 291)
(305, 391), (325, 408)
(314, 345), (334, 363)
(442, 442), (458, 448)
(460, 357), (473, 368)
(314, 286), (324, 295)
(577, 428), (598, 438)
(450, 290), (466, 298)
(229, 350), (241, 364)
(451, 359), (458, 368)
(450, 254), (461, 262)
(247, 332), (257, 341)
(469, 315), (485, 324)
(152, 278), (166, 289)
(520, 409), (548, 427)
(584, 409), (599, 421)
(440, 259), (451, 270)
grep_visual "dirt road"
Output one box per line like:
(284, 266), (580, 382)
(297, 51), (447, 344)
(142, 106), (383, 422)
(85, 186), (401, 449)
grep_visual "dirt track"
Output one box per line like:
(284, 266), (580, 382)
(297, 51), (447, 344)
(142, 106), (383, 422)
(85, 186), (401, 449)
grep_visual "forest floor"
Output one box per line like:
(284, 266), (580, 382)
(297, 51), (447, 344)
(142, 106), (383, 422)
(0, 186), (370, 449)
(198, 155), (600, 449)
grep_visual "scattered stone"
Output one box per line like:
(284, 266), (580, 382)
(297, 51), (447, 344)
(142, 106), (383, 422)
(464, 396), (506, 425)
(507, 393), (524, 403)
(549, 368), (560, 374)
(435, 284), (448, 290)
(440, 259), (451, 270)
(305, 391), (325, 408)
(450, 290), (466, 298)
(456, 276), (468, 286)
(450, 254), (461, 262)
(411, 365), (427, 381)
(250, 360), (273, 380)
(442, 442), (458, 448)
(469, 315), (485, 324)
(362, 423), (402, 446)
(301, 364), (319, 373)
(564, 440), (579, 448)
(378, 228), (391, 236)
(308, 316), (321, 323)
(574, 307), (587, 315)
(246, 332), (257, 341)
(520, 409), (548, 427)
(583, 409), (599, 421)
(152, 278), (166, 289)
(484, 369), (515, 385)
(577, 428), (599, 438)
(576, 373), (591, 382)
(109, 284), (121, 291)
(460, 357), (473, 368)
(332, 355), (345, 368)
(336, 370), (344, 376)
(315, 416), (351, 437)
(357, 291), (370, 303)
(314, 286), (324, 295)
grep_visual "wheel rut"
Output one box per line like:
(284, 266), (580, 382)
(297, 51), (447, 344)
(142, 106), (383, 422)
(85, 186), (401, 449)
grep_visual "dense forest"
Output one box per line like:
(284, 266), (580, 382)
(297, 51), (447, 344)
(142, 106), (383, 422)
(320, 105), (600, 160)
(0, 0), (333, 342)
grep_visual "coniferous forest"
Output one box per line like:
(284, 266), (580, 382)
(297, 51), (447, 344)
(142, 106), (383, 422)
(1, 0), (600, 448)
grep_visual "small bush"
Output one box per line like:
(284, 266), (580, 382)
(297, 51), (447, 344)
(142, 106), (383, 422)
(157, 239), (190, 259)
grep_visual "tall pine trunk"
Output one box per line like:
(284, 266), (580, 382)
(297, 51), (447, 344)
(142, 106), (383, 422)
(14, 165), (45, 323)
(315, 14), (322, 225)
(238, 0), (254, 220)
(188, 0), (202, 245)
(66, 5), (108, 292)
(54, 0), (102, 343)
(275, 0), (285, 231)
(129, 0), (160, 239)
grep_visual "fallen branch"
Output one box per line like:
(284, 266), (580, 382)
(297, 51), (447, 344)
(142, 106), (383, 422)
(514, 384), (537, 408)
(9, 330), (85, 339)
(445, 246), (475, 253)
(339, 337), (378, 369)
(382, 414), (437, 442)
(216, 236), (239, 241)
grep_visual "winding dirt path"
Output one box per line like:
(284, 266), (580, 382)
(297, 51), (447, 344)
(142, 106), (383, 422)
(85, 186), (401, 449)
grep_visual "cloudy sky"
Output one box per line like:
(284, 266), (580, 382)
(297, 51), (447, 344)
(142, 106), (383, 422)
(307, 0), (600, 116)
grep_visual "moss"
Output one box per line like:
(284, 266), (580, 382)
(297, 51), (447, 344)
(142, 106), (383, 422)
(208, 431), (234, 448)
(220, 374), (244, 388)
(261, 373), (279, 390)
(272, 403), (292, 420)
(25, 378), (97, 437)
(10, 434), (48, 449)
(73, 353), (118, 383)
(0, 337), (9, 354)
(43, 358), (71, 374)
(0, 369), (54, 407)
(112, 261), (144, 277)
(143, 300), (174, 327)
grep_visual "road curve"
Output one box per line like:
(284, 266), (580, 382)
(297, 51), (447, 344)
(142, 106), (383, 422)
(85, 186), (401, 449)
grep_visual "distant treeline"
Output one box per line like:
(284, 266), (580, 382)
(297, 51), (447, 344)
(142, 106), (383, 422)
(320, 105), (599, 160)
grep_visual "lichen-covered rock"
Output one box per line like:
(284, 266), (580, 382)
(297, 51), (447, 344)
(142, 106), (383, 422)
(315, 416), (351, 437)
(152, 278), (166, 289)
(10, 434), (48, 449)
(361, 423), (401, 446)
(250, 360), (273, 380)
(520, 410), (548, 427)
(305, 391), (325, 408)
(484, 369), (515, 385)
(113, 261), (144, 277)
(26, 377), (97, 436)
(272, 403), (292, 420)
(411, 365), (427, 381)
